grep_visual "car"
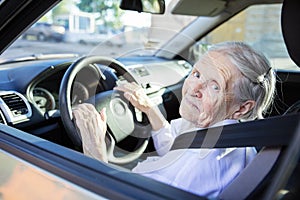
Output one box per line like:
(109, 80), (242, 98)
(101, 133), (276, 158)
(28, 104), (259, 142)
(0, 0), (299, 199)
(22, 22), (65, 42)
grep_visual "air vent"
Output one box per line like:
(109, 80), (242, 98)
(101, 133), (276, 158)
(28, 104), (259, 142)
(0, 93), (28, 116)
(0, 91), (32, 124)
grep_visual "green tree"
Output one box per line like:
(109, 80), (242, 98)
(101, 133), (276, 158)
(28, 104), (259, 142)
(38, 0), (75, 23)
(76, 0), (123, 29)
(52, 0), (75, 16)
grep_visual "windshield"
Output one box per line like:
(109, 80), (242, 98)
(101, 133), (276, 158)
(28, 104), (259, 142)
(1, 0), (196, 60)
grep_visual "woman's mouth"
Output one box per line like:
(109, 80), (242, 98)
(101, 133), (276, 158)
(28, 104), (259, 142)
(184, 96), (201, 112)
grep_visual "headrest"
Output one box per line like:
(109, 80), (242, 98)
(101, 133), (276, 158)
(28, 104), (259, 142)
(281, 0), (300, 67)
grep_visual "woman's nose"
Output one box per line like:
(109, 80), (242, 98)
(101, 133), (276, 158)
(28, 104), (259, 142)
(195, 90), (203, 98)
(192, 83), (204, 98)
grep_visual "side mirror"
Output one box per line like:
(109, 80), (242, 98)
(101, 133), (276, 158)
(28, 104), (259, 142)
(120, 0), (165, 14)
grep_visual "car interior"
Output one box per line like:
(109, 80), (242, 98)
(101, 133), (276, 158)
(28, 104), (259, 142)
(0, 0), (299, 199)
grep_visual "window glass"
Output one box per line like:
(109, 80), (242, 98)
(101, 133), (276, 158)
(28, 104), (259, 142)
(192, 4), (299, 72)
(1, 0), (196, 60)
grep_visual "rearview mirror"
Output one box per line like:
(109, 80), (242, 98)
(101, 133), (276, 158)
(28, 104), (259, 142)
(120, 0), (165, 14)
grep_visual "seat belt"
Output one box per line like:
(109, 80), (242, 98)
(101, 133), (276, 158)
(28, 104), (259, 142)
(170, 113), (299, 150)
(218, 147), (281, 200)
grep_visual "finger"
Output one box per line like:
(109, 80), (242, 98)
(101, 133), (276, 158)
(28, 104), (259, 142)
(113, 85), (126, 92)
(83, 103), (96, 111)
(81, 104), (100, 118)
(72, 109), (82, 120)
(114, 82), (138, 93)
(73, 103), (88, 113)
(75, 107), (89, 118)
(133, 88), (144, 96)
(125, 82), (141, 92)
(131, 82), (140, 88)
(124, 92), (138, 103)
(114, 82), (131, 92)
(99, 107), (107, 123)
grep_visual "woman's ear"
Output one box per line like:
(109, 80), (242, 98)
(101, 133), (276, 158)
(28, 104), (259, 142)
(232, 100), (256, 119)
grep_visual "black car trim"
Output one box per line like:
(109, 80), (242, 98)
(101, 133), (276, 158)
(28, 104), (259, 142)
(0, 124), (203, 199)
(0, 0), (60, 54)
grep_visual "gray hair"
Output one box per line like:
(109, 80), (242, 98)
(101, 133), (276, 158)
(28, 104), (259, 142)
(208, 41), (276, 120)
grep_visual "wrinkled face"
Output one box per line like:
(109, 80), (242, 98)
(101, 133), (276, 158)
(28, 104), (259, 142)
(179, 51), (242, 127)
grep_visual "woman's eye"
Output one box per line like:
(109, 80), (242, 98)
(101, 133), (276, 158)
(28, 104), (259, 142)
(211, 84), (220, 91)
(192, 71), (200, 78)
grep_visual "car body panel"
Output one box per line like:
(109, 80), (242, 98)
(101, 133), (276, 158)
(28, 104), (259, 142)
(0, 150), (106, 200)
(0, 124), (203, 199)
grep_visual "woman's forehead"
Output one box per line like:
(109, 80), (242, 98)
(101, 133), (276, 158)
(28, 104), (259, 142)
(195, 52), (240, 81)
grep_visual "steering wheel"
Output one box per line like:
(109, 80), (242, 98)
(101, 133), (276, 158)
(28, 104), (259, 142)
(59, 55), (151, 164)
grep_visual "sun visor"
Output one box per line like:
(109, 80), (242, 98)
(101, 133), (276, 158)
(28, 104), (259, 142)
(171, 0), (227, 17)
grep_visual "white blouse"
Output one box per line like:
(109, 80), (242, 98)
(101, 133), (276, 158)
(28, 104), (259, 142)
(132, 118), (257, 198)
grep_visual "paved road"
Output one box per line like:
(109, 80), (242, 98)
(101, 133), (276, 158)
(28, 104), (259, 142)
(2, 38), (145, 60)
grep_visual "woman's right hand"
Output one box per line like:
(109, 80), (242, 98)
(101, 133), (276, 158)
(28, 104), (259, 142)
(114, 82), (167, 131)
(114, 82), (154, 114)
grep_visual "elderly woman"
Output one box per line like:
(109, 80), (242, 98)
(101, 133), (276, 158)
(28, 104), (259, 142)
(73, 41), (276, 198)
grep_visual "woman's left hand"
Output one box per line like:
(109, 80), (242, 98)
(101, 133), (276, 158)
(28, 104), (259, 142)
(72, 103), (108, 162)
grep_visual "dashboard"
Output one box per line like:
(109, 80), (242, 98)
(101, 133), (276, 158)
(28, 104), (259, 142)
(0, 56), (192, 145)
